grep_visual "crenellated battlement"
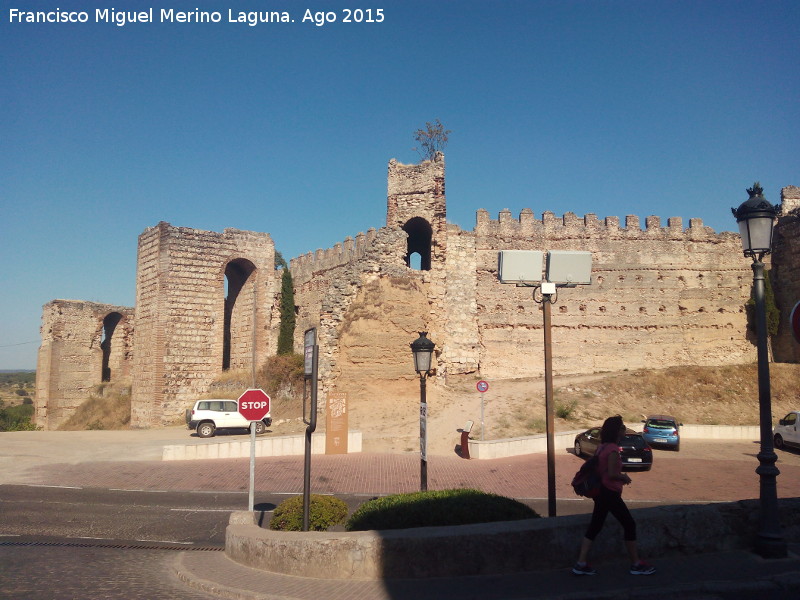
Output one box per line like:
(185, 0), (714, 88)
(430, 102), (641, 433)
(782, 185), (800, 214)
(290, 228), (382, 283)
(475, 208), (717, 240)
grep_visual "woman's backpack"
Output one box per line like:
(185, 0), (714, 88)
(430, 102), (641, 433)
(571, 452), (603, 498)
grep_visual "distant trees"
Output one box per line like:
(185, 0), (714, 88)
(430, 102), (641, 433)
(412, 119), (450, 161)
(0, 403), (37, 431)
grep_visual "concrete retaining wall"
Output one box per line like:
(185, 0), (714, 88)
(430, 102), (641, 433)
(467, 425), (761, 460)
(161, 425), (760, 461)
(162, 431), (362, 461)
(225, 498), (800, 580)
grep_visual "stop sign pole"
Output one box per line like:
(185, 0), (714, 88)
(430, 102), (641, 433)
(238, 389), (271, 511)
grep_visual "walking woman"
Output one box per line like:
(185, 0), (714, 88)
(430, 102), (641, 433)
(572, 415), (656, 575)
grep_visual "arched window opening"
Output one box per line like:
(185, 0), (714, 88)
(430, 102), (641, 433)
(223, 259), (256, 371)
(403, 217), (432, 271)
(101, 312), (123, 382)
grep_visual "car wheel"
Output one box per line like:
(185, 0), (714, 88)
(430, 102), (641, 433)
(574, 440), (582, 457)
(254, 421), (266, 435)
(197, 422), (215, 438)
(774, 434), (784, 450)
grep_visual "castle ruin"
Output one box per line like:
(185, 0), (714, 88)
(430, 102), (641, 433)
(35, 154), (800, 429)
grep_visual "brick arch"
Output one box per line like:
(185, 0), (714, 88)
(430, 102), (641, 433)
(403, 217), (432, 271)
(223, 258), (257, 371)
(100, 311), (124, 382)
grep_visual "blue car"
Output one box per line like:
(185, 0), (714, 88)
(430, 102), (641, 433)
(641, 415), (682, 451)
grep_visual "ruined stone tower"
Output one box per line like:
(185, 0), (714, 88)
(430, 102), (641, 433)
(35, 300), (134, 429)
(129, 222), (277, 427)
(386, 152), (447, 271)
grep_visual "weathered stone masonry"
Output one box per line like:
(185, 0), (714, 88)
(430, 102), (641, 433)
(35, 300), (134, 429)
(35, 155), (798, 429)
(36, 223), (278, 429)
(130, 223), (277, 427)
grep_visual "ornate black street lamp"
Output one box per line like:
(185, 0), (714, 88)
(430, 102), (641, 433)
(411, 331), (435, 491)
(731, 183), (786, 558)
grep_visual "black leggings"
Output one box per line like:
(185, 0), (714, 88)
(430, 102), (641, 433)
(584, 486), (637, 542)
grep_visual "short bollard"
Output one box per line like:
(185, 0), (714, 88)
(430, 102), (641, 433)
(459, 420), (473, 459)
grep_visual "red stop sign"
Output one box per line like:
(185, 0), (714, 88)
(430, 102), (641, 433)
(237, 389), (271, 421)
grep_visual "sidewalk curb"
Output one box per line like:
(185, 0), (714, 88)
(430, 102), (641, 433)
(173, 548), (800, 600)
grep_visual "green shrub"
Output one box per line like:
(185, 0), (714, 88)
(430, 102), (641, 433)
(269, 494), (348, 532)
(0, 404), (38, 432)
(346, 489), (539, 532)
(556, 399), (578, 420)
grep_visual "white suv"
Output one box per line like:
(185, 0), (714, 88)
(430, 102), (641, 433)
(186, 399), (272, 438)
(774, 411), (800, 451)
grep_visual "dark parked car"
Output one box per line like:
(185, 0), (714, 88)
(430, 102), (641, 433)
(641, 415), (682, 451)
(573, 427), (653, 471)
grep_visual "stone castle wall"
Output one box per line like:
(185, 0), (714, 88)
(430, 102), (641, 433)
(35, 155), (798, 429)
(35, 300), (134, 429)
(772, 186), (800, 363)
(130, 222), (277, 427)
(472, 210), (752, 378)
(273, 160), (798, 416)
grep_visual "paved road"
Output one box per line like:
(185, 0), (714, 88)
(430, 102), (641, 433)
(1, 545), (220, 600)
(1, 428), (799, 599)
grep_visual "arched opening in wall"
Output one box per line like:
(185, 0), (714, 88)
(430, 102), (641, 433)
(101, 312), (123, 382)
(223, 258), (257, 371)
(403, 217), (432, 271)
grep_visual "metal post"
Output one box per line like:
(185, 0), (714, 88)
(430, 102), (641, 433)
(480, 392), (485, 441)
(752, 259), (786, 558)
(542, 295), (556, 518)
(303, 344), (318, 531)
(249, 281), (257, 513)
(251, 280), (257, 389)
(249, 422), (256, 511)
(420, 373), (428, 492)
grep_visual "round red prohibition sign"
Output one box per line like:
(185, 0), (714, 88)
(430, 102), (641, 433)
(237, 389), (271, 421)
(791, 301), (800, 345)
(476, 380), (489, 393)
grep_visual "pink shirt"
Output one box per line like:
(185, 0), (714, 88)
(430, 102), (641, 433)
(596, 443), (624, 493)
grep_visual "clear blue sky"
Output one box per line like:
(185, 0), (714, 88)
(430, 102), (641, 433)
(2, 0), (798, 370)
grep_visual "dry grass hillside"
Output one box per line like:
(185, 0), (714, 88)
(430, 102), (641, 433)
(52, 362), (799, 459)
(334, 363), (800, 456)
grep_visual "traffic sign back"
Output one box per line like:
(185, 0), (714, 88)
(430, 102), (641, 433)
(238, 389), (271, 421)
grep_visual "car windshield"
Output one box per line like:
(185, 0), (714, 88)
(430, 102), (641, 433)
(622, 435), (647, 449)
(647, 419), (675, 429)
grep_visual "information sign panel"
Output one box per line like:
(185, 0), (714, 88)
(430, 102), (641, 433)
(304, 328), (316, 376)
(325, 391), (348, 455)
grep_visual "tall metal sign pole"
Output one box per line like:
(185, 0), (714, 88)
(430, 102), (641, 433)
(302, 328), (318, 532)
(538, 288), (557, 518)
(498, 250), (592, 518)
(476, 380), (489, 440)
